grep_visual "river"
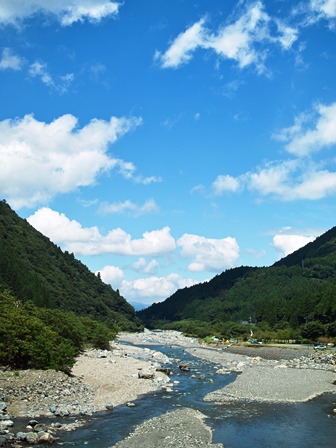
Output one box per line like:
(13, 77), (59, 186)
(56, 343), (336, 448)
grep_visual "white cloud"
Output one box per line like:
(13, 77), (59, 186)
(97, 264), (198, 304)
(212, 174), (241, 195)
(0, 113), (142, 208)
(177, 233), (239, 272)
(272, 231), (317, 258)
(274, 102), (336, 156)
(28, 61), (74, 93)
(248, 160), (298, 198)
(209, 158), (336, 201)
(0, 0), (121, 26)
(120, 274), (198, 304)
(132, 258), (159, 274)
(97, 265), (124, 287)
(205, 100), (336, 202)
(27, 208), (101, 242)
(156, 2), (298, 73)
(155, 18), (206, 69)
(247, 160), (336, 200)
(310, 0), (336, 19)
(99, 199), (159, 216)
(275, 20), (299, 50)
(27, 208), (176, 256)
(114, 160), (162, 185)
(0, 48), (23, 70)
(204, 2), (271, 71)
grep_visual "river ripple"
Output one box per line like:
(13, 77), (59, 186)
(58, 343), (336, 448)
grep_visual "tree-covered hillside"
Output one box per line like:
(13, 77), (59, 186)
(138, 230), (336, 342)
(0, 200), (142, 332)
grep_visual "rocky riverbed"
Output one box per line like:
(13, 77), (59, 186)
(0, 340), (172, 446)
(1, 331), (336, 446)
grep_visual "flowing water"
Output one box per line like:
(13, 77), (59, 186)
(55, 343), (335, 447)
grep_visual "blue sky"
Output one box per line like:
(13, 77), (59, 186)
(1, 0), (336, 307)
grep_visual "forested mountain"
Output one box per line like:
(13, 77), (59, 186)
(0, 200), (142, 331)
(138, 228), (336, 341)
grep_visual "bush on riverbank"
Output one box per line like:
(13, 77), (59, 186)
(0, 290), (115, 372)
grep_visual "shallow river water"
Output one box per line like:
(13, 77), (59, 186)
(56, 343), (336, 448)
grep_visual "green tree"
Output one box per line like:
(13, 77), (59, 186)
(301, 321), (326, 341)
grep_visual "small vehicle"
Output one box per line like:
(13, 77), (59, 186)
(314, 344), (327, 350)
(248, 339), (262, 345)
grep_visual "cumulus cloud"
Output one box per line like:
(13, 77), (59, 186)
(0, 0), (121, 26)
(272, 229), (318, 257)
(27, 208), (176, 256)
(209, 160), (336, 201)
(156, 2), (298, 72)
(0, 113), (142, 208)
(96, 265), (124, 288)
(273, 102), (336, 157)
(0, 48), (24, 70)
(177, 233), (239, 272)
(120, 273), (199, 304)
(99, 199), (159, 216)
(97, 265), (197, 304)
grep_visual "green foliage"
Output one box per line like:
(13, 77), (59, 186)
(0, 291), (77, 372)
(301, 321), (325, 341)
(0, 290), (116, 371)
(0, 200), (142, 332)
(80, 317), (116, 350)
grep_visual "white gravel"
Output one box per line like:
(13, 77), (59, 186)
(204, 364), (336, 403)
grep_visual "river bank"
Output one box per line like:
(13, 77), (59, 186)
(1, 330), (336, 446)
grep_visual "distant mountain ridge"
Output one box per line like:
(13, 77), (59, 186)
(138, 227), (336, 340)
(0, 200), (142, 331)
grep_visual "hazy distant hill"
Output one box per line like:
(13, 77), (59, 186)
(0, 200), (142, 331)
(138, 228), (336, 340)
(130, 301), (149, 311)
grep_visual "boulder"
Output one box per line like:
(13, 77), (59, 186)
(138, 371), (155, 379)
(155, 367), (171, 375)
(0, 420), (14, 428)
(16, 432), (27, 441)
(105, 404), (114, 411)
(179, 363), (190, 372)
(28, 420), (39, 428)
(38, 432), (55, 444)
(34, 423), (47, 432)
(26, 431), (38, 444)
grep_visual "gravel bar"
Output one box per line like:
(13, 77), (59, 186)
(204, 365), (336, 403)
(111, 408), (223, 448)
